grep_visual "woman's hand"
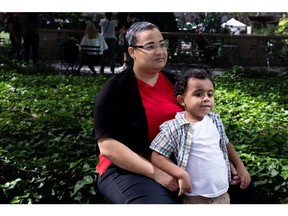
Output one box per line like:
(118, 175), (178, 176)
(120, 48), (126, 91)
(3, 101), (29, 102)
(154, 166), (179, 192)
(229, 162), (241, 185)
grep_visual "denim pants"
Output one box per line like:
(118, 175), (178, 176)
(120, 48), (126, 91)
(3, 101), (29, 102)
(97, 165), (179, 204)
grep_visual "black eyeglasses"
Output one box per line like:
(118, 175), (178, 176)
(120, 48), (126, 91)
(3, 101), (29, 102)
(131, 40), (169, 53)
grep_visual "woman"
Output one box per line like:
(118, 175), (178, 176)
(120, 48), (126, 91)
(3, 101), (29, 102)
(93, 21), (257, 204)
(77, 21), (108, 75)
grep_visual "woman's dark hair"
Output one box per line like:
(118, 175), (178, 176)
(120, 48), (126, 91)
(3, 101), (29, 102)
(174, 70), (215, 96)
(125, 21), (158, 46)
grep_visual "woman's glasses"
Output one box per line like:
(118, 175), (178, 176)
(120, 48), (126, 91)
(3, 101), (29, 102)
(131, 40), (169, 53)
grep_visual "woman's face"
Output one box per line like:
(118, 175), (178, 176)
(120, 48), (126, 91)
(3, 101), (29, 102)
(128, 28), (168, 74)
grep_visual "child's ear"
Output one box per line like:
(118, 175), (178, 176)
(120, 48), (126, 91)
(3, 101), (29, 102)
(177, 95), (185, 106)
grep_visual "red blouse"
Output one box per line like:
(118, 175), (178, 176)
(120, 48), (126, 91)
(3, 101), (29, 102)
(136, 72), (183, 141)
(96, 72), (183, 175)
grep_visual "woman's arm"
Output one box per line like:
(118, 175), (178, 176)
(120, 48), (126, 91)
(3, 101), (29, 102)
(151, 151), (192, 195)
(98, 138), (179, 192)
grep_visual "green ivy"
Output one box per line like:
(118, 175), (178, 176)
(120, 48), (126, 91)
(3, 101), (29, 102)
(213, 66), (288, 203)
(0, 60), (110, 203)
(0, 60), (287, 203)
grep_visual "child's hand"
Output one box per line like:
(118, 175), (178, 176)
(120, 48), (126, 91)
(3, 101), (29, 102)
(237, 166), (251, 189)
(177, 170), (192, 196)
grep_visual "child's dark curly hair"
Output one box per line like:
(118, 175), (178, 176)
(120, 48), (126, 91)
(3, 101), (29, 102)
(174, 70), (215, 97)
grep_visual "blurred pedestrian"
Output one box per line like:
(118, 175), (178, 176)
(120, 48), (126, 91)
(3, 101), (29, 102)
(99, 12), (118, 74)
(77, 21), (108, 75)
(22, 13), (39, 64)
(116, 13), (139, 73)
(7, 13), (23, 61)
(116, 25), (126, 65)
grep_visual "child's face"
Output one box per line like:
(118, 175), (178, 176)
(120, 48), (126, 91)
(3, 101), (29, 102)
(177, 77), (215, 122)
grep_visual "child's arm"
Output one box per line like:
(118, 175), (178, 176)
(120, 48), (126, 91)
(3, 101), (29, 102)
(151, 151), (192, 196)
(226, 142), (251, 189)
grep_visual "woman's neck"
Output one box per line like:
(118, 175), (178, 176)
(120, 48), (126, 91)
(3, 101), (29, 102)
(133, 68), (159, 87)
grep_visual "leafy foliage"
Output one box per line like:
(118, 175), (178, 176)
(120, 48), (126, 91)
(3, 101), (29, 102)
(0, 60), (111, 203)
(39, 13), (89, 30)
(213, 66), (288, 203)
(0, 59), (287, 203)
(277, 17), (288, 37)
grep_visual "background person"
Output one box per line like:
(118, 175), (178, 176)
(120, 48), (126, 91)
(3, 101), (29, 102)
(22, 12), (39, 64)
(7, 12), (22, 61)
(115, 25), (126, 66)
(99, 12), (118, 74)
(115, 13), (139, 73)
(195, 30), (217, 64)
(77, 21), (108, 75)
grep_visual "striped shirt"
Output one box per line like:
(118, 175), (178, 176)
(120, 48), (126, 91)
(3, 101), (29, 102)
(150, 111), (231, 182)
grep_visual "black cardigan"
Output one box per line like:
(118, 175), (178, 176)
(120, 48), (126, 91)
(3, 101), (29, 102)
(93, 68), (177, 157)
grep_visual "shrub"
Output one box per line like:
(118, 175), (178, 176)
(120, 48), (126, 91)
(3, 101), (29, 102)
(0, 61), (111, 203)
(0, 61), (287, 203)
(213, 66), (288, 203)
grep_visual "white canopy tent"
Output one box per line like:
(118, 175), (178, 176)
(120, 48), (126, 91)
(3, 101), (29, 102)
(221, 18), (247, 34)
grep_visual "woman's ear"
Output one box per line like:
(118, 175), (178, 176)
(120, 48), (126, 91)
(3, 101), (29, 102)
(128, 47), (135, 58)
(177, 95), (185, 106)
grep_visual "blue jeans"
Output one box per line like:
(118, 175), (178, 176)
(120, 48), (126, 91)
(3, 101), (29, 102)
(97, 165), (180, 204)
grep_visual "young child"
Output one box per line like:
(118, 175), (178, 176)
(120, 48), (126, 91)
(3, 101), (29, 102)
(150, 70), (251, 204)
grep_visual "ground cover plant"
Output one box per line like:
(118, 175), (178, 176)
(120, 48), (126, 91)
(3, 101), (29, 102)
(0, 58), (287, 203)
(0, 58), (111, 203)
(213, 67), (288, 203)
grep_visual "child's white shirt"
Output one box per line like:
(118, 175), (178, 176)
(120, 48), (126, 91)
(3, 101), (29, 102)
(185, 115), (229, 198)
